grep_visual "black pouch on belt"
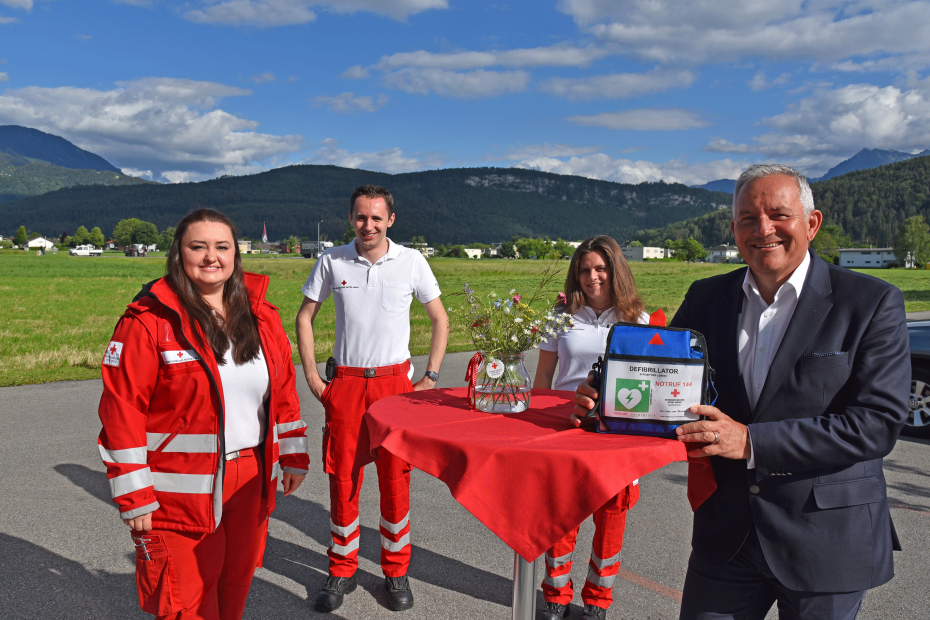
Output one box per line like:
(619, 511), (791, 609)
(325, 356), (336, 383)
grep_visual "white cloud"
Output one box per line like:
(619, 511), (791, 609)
(120, 167), (153, 179)
(342, 65), (370, 79)
(302, 138), (443, 173)
(559, 0), (930, 68)
(0, 77), (303, 182)
(0, 0), (32, 9)
(247, 72), (276, 84)
(0, 16), (21, 23)
(382, 68), (530, 98)
(511, 152), (749, 186)
(312, 91), (389, 113)
(75, 33), (92, 41)
(748, 71), (790, 91)
(496, 143), (601, 160)
(184, 0), (447, 26)
(0, 72), (7, 82)
(541, 69), (695, 100)
(374, 44), (608, 71)
(567, 108), (709, 131)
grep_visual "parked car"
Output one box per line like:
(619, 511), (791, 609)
(125, 244), (148, 257)
(69, 244), (102, 257)
(906, 320), (930, 438)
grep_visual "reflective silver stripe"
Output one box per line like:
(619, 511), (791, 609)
(152, 472), (213, 494)
(586, 565), (617, 588)
(332, 536), (360, 556)
(545, 550), (574, 568)
(99, 444), (147, 465)
(278, 436), (307, 456)
(331, 517), (361, 537)
(273, 424), (278, 443)
(590, 551), (621, 570)
(120, 501), (160, 520)
(380, 512), (410, 534)
(277, 420), (307, 434)
(146, 433), (217, 453)
(110, 468), (153, 498)
(544, 573), (572, 588)
(380, 532), (411, 552)
(270, 461), (281, 481)
(633, 478), (639, 485)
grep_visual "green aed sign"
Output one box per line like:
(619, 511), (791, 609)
(615, 378), (650, 413)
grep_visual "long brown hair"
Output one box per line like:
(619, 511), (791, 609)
(563, 235), (644, 323)
(165, 208), (261, 365)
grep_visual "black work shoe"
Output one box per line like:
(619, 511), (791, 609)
(539, 601), (570, 620)
(315, 574), (357, 612)
(582, 604), (606, 619)
(384, 574), (414, 611)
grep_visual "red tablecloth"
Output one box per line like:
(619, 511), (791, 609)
(364, 387), (690, 561)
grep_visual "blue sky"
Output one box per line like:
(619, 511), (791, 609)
(1, 0), (929, 185)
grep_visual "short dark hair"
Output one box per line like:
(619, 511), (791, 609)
(349, 185), (394, 216)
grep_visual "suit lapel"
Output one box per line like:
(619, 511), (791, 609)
(751, 251), (833, 421)
(722, 273), (752, 420)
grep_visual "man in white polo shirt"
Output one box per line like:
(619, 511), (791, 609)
(296, 184), (448, 613)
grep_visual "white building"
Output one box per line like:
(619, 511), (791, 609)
(838, 248), (909, 269)
(27, 237), (56, 250)
(707, 245), (741, 263)
(463, 248), (483, 259)
(621, 246), (668, 261)
(399, 242), (435, 258)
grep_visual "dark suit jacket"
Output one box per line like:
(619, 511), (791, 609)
(670, 250), (910, 593)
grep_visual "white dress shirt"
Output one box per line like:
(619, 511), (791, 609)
(739, 250), (811, 467)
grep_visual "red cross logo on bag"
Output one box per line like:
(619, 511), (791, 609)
(671, 389), (680, 397)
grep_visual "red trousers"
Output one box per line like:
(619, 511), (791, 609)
(130, 446), (268, 620)
(542, 482), (639, 609)
(320, 366), (413, 578)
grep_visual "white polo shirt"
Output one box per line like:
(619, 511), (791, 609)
(539, 307), (649, 392)
(302, 238), (441, 372)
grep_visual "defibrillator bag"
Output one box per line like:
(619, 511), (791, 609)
(583, 322), (716, 439)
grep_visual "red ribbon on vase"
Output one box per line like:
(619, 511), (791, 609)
(464, 351), (484, 409)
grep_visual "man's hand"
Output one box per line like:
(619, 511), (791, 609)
(308, 376), (327, 402)
(412, 376), (437, 391)
(281, 472), (306, 496)
(676, 405), (751, 460)
(570, 372), (599, 427)
(123, 512), (153, 531)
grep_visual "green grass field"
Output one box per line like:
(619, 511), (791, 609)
(1, 253), (927, 386)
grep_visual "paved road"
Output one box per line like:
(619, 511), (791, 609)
(1, 350), (928, 619)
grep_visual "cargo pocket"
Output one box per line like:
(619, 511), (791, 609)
(623, 480), (641, 510)
(321, 423), (336, 474)
(133, 533), (182, 616)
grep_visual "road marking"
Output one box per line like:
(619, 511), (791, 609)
(890, 502), (930, 517)
(617, 567), (683, 602)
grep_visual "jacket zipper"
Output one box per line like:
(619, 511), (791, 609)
(149, 419), (188, 457)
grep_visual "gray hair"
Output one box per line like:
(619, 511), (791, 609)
(732, 164), (814, 219)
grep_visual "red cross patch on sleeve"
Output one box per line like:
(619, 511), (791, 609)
(103, 341), (123, 367)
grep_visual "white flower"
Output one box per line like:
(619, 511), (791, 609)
(524, 329), (531, 335)
(511, 335), (518, 342)
(514, 318), (523, 323)
(503, 307), (511, 314)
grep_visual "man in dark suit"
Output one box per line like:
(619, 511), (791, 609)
(575, 164), (910, 619)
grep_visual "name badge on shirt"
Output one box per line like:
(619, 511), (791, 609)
(160, 349), (201, 365)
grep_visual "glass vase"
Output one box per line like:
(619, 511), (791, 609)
(470, 352), (532, 413)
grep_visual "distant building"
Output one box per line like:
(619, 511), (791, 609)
(707, 245), (741, 263)
(104, 239), (118, 250)
(238, 240), (252, 254)
(838, 248), (908, 269)
(27, 237), (56, 250)
(621, 246), (668, 261)
(463, 248), (483, 259)
(399, 241), (435, 257)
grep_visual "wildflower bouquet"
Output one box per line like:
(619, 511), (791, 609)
(453, 264), (572, 412)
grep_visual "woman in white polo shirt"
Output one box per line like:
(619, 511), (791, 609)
(534, 235), (648, 620)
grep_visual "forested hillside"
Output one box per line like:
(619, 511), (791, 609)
(631, 155), (930, 247)
(0, 165), (731, 244)
(0, 153), (151, 203)
(0, 126), (120, 173)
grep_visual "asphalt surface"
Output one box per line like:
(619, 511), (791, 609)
(1, 349), (928, 620)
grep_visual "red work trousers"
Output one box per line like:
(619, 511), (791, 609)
(130, 446), (268, 620)
(320, 365), (414, 578)
(542, 481), (639, 609)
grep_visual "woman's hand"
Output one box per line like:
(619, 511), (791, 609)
(123, 513), (153, 531)
(281, 472), (306, 496)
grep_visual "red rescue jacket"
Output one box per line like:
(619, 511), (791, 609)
(97, 273), (309, 533)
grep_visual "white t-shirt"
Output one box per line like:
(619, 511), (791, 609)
(217, 342), (270, 454)
(301, 238), (441, 372)
(539, 307), (650, 392)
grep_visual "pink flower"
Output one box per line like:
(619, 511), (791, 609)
(531, 326), (539, 334)
(512, 294), (522, 303)
(557, 292), (567, 304)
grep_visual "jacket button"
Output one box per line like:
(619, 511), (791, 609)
(750, 485), (760, 494)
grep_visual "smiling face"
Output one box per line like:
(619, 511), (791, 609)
(180, 220), (236, 298)
(351, 195), (395, 255)
(578, 250), (612, 308)
(731, 174), (822, 296)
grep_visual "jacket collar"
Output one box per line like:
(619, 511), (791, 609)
(144, 271), (270, 318)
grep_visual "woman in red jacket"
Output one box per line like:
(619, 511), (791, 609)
(97, 208), (309, 620)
